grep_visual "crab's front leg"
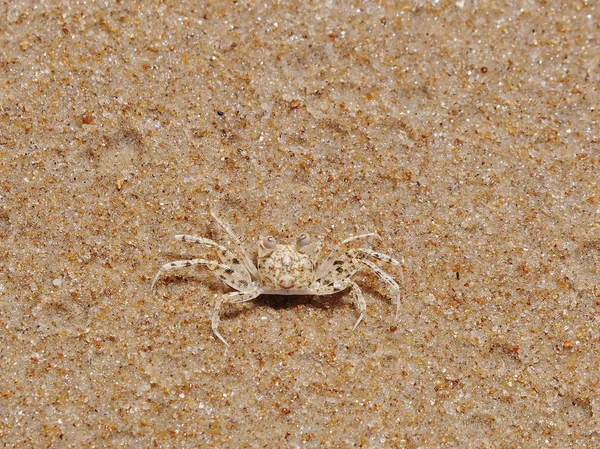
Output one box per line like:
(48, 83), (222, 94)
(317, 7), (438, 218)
(354, 248), (403, 318)
(358, 258), (402, 318)
(314, 247), (403, 325)
(310, 276), (366, 330)
(212, 289), (261, 347)
(312, 254), (364, 327)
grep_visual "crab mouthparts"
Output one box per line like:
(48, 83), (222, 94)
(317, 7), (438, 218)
(279, 274), (296, 289)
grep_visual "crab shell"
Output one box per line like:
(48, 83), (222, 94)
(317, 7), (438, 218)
(256, 235), (322, 294)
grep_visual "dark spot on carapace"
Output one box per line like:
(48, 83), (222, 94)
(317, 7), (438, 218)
(333, 260), (344, 265)
(225, 268), (234, 274)
(232, 258), (240, 264)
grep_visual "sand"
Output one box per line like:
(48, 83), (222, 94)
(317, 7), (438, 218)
(1, 1), (599, 447)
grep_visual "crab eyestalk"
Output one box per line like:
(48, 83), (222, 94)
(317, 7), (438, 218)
(264, 236), (277, 249)
(296, 233), (310, 249)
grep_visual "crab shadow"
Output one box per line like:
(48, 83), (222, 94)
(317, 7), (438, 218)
(214, 290), (355, 320)
(220, 285), (390, 321)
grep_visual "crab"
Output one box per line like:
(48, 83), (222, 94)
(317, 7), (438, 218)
(151, 211), (403, 346)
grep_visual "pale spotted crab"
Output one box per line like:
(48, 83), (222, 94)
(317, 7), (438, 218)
(152, 212), (403, 346)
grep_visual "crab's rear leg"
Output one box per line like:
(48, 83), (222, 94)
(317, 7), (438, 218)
(212, 290), (261, 346)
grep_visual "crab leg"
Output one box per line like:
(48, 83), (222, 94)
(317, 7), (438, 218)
(315, 233), (379, 280)
(356, 247), (404, 317)
(356, 248), (401, 266)
(211, 210), (258, 276)
(310, 278), (366, 330)
(175, 234), (222, 247)
(350, 281), (366, 330)
(313, 245), (402, 323)
(359, 258), (402, 318)
(212, 290), (261, 346)
(340, 233), (380, 245)
(151, 258), (252, 293)
(360, 249), (405, 316)
(175, 234), (253, 281)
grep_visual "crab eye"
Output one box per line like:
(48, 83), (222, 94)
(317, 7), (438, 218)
(264, 236), (277, 249)
(296, 233), (310, 248)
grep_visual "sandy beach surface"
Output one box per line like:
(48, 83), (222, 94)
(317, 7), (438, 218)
(1, 1), (598, 447)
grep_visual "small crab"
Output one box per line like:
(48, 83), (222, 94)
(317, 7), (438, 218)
(152, 211), (403, 346)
